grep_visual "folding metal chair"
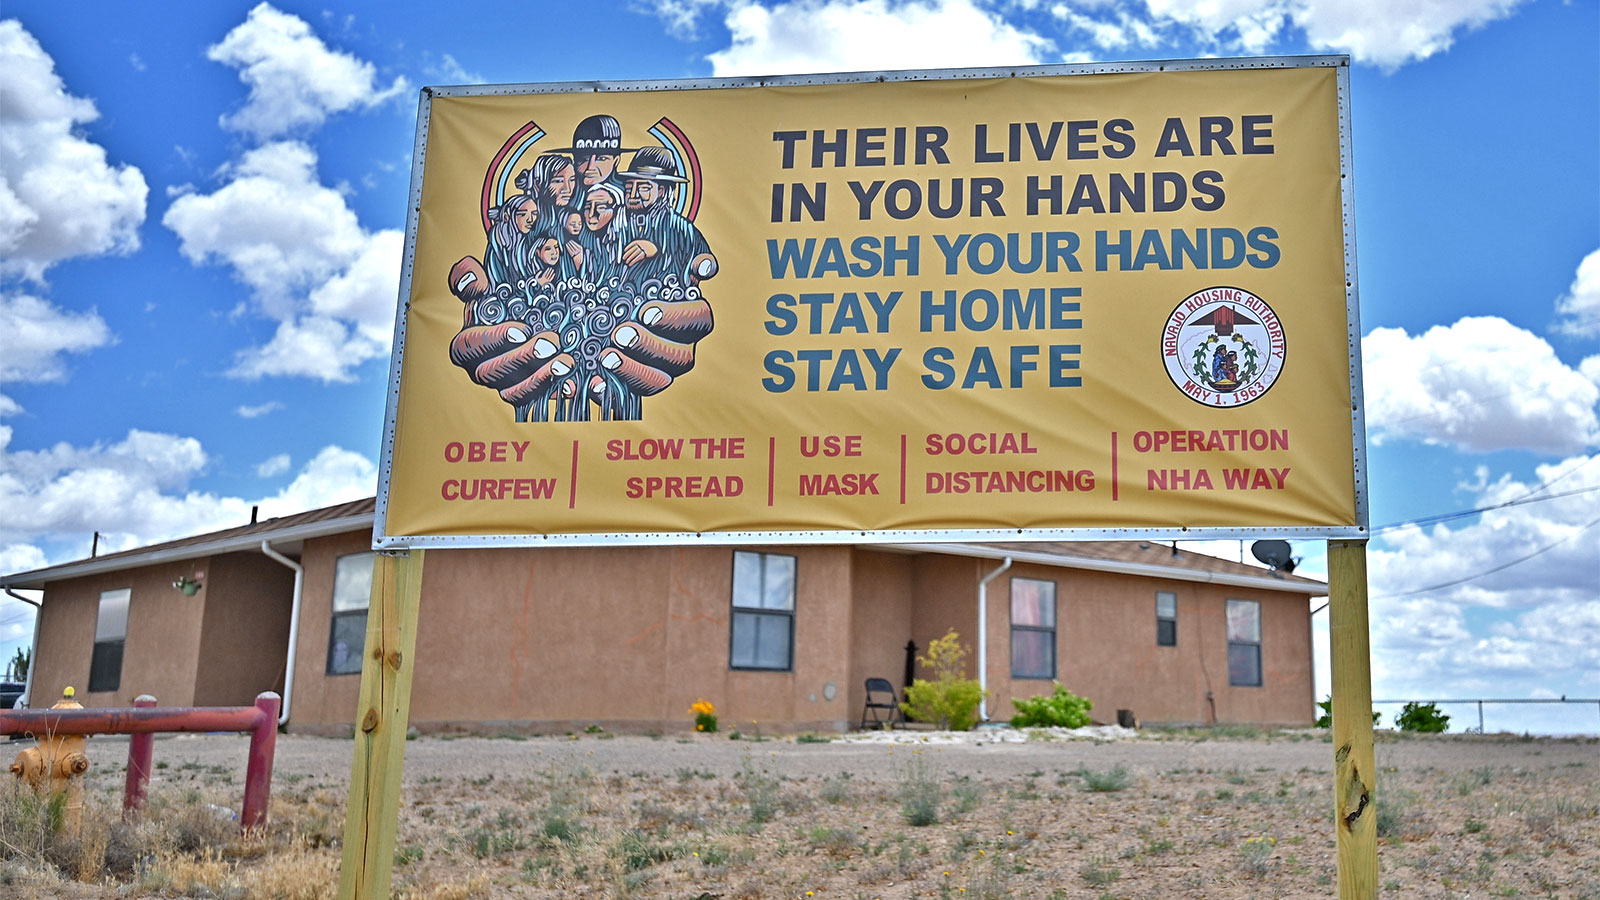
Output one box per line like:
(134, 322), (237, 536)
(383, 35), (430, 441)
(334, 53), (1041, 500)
(860, 677), (903, 730)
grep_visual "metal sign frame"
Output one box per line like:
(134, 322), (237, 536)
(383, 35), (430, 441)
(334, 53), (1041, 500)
(374, 55), (1366, 550)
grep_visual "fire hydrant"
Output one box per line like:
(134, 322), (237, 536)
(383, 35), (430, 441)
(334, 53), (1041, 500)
(10, 686), (90, 834)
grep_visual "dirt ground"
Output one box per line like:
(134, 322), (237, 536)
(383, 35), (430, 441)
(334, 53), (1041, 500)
(4, 727), (1596, 898)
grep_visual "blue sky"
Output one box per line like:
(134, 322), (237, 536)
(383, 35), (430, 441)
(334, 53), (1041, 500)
(2, 0), (1596, 732)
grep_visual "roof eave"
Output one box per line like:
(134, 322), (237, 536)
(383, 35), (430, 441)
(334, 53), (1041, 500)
(0, 514), (375, 591)
(884, 542), (1328, 596)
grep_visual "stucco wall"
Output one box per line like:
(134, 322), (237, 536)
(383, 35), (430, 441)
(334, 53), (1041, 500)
(192, 552), (294, 707)
(986, 563), (1314, 727)
(908, 554), (981, 679)
(284, 530), (374, 730)
(847, 549), (914, 725)
(287, 542), (858, 734)
(34, 561), (210, 708)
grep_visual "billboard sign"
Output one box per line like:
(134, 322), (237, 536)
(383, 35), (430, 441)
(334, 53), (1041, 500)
(376, 57), (1365, 547)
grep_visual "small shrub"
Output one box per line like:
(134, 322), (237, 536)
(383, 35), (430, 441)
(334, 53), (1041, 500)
(900, 629), (987, 731)
(795, 732), (832, 743)
(1238, 836), (1276, 877)
(1315, 695), (1381, 728)
(1081, 854), (1120, 885)
(689, 699), (718, 733)
(615, 828), (680, 871)
(898, 752), (943, 826)
(737, 754), (780, 824)
(819, 773), (853, 805)
(1395, 702), (1450, 733)
(1080, 765), (1131, 793)
(1010, 683), (1093, 729)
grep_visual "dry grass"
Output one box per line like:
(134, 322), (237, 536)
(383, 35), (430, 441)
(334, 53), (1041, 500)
(1, 731), (1596, 899)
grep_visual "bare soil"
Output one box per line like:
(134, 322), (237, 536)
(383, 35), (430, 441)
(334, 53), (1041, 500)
(3, 728), (1596, 898)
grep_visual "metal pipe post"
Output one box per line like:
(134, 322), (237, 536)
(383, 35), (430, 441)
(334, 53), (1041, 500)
(242, 692), (281, 830)
(122, 694), (157, 817)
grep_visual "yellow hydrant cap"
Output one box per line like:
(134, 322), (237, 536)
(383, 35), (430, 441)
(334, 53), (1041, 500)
(62, 687), (75, 699)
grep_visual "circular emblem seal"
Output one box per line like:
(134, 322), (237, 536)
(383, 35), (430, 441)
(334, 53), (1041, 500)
(1161, 287), (1285, 408)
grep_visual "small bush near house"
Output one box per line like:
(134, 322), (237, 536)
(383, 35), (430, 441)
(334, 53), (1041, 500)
(1010, 683), (1093, 729)
(900, 629), (987, 732)
(1394, 702), (1450, 733)
(1314, 695), (1380, 729)
(689, 699), (718, 734)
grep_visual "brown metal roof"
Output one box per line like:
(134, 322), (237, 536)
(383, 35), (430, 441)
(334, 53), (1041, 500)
(1, 497), (376, 588)
(3, 496), (1322, 592)
(982, 540), (1326, 588)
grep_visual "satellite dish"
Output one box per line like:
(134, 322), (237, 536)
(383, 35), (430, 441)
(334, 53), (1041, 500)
(1251, 539), (1297, 573)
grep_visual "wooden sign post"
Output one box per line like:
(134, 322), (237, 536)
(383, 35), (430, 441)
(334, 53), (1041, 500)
(1328, 540), (1378, 899)
(337, 549), (426, 900)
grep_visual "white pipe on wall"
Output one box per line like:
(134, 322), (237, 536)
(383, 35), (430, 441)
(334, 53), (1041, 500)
(977, 557), (1012, 723)
(260, 541), (303, 727)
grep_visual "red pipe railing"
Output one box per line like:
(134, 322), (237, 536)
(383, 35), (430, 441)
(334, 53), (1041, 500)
(1, 692), (280, 830)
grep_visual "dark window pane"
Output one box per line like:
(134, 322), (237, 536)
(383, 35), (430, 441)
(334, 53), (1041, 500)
(1228, 642), (1261, 686)
(1011, 629), (1054, 679)
(327, 611), (367, 675)
(1157, 618), (1177, 646)
(731, 612), (791, 669)
(88, 640), (122, 692)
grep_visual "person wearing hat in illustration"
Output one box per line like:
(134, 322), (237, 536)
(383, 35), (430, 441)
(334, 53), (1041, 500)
(619, 145), (717, 289)
(549, 114), (635, 194)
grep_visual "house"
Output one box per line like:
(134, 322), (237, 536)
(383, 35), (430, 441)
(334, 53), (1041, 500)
(1, 498), (1325, 733)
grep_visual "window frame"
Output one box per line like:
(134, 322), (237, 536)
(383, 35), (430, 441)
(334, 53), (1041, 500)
(728, 550), (796, 672)
(1156, 591), (1178, 647)
(88, 587), (130, 693)
(1225, 598), (1263, 687)
(326, 552), (375, 676)
(1009, 577), (1057, 680)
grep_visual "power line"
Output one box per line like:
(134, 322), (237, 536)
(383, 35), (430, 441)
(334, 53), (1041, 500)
(1370, 484), (1600, 535)
(1373, 514), (1600, 600)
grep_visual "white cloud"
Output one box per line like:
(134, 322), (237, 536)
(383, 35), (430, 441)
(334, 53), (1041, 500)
(0, 426), (375, 564)
(1364, 455), (1600, 704)
(0, 20), (148, 281)
(207, 3), (407, 140)
(1362, 317), (1600, 454)
(1582, 355), (1600, 388)
(1553, 248), (1600, 338)
(647, 0), (727, 36)
(0, 544), (47, 576)
(235, 401), (284, 419)
(707, 0), (1054, 75)
(256, 453), (291, 477)
(1288, 0), (1528, 71)
(1126, 0), (1528, 70)
(162, 142), (401, 381)
(0, 292), (113, 385)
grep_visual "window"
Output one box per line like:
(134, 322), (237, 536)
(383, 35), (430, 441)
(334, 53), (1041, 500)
(88, 588), (129, 692)
(730, 551), (795, 670)
(326, 552), (375, 675)
(1156, 591), (1177, 646)
(1226, 599), (1262, 686)
(1010, 578), (1056, 679)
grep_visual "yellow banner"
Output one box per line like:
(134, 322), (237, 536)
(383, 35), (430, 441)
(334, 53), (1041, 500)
(379, 61), (1363, 544)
